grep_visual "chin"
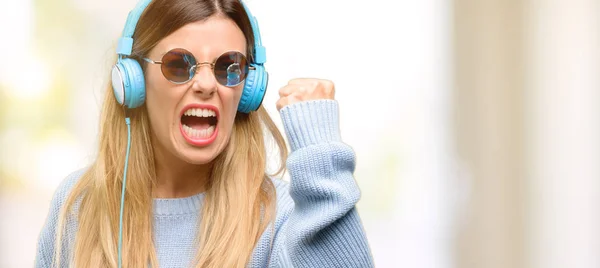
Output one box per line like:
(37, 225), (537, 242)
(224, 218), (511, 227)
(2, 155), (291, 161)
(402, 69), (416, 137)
(181, 153), (218, 165)
(174, 131), (230, 166)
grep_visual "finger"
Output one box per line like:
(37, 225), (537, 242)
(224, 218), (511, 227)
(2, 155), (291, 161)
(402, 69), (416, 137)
(278, 85), (292, 98)
(323, 83), (335, 98)
(278, 84), (306, 97)
(276, 93), (306, 111)
(276, 96), (288, 111)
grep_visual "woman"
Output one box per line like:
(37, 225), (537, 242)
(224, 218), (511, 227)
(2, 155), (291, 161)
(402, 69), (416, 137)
(35, 0), (374, 267)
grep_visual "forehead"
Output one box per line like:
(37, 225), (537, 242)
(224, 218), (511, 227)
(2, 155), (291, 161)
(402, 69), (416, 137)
(152, 15), (248, 59)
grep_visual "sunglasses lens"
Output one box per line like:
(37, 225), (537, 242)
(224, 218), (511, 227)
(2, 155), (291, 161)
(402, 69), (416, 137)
(214, 51), (249, 87)
(161, 49), (196, 83)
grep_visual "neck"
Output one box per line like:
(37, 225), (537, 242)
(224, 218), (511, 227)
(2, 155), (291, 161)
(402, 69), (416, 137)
(152, 144), (212, 199)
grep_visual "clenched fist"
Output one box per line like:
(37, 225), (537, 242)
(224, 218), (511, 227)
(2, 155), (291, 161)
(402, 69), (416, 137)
(276, 78), (336, 111)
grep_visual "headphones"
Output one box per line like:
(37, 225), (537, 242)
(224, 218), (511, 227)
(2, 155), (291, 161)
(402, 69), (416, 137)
(111, 0), (268, 113)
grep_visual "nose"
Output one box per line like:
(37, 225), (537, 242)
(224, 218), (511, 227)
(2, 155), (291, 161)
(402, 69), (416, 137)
(190, 63), (217, 98)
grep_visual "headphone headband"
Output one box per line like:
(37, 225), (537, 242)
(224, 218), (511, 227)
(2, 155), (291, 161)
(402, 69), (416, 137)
(112, 0), (268, 113)
(116, 0), (152, 56)
(240, 1), (266, 64)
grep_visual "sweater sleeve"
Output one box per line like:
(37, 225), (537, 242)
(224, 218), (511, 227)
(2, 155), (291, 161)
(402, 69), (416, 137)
(34, 169), (83, 268)
(271, 99), (375, 267)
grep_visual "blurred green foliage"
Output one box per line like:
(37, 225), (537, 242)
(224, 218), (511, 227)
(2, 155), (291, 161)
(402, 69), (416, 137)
(1, 0), (90, 189)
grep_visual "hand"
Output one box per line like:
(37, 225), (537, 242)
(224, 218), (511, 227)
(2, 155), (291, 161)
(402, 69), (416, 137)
(276, 78), (336, 111)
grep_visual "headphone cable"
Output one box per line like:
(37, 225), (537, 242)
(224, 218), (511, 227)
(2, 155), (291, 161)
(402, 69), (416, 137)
(118, 117), (132, 268)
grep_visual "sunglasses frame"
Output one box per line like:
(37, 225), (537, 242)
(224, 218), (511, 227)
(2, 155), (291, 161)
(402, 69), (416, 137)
(143, 48), (255, 87)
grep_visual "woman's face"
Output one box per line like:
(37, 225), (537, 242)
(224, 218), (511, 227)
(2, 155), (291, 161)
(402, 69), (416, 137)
(144, 15), (247, 165)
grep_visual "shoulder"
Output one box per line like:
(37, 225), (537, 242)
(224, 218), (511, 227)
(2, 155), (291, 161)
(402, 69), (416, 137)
(50, 168), (87, 209)
(270, 177), (291, 202)
(269, 177), (294, 225)
(35, 168), (87, 267)
(43, 168), (88, 222)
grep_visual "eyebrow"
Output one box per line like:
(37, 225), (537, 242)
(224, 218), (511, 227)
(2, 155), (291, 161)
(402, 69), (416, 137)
(156, 49), (247, 60)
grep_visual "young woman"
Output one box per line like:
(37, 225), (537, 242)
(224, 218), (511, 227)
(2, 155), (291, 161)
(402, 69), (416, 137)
(35, 0), (374, 267)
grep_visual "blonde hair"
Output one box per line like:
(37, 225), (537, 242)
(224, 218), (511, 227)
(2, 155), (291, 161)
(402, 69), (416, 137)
(52, 0), (288, 266)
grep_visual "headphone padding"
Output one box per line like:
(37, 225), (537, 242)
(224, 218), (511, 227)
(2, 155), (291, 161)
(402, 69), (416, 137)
(121, 58), (146, 109)
(239, 67), (256, 113)
(239, 65), (267, 113)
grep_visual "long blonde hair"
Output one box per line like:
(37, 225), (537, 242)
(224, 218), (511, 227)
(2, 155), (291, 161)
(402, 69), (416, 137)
(53, 0), (288, 266)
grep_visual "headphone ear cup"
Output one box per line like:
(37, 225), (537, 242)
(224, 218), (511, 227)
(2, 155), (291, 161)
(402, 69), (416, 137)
(111, 58), (146, 109)
(238, 64), (267, 113)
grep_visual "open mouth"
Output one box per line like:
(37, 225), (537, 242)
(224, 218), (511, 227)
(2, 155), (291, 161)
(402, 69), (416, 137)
(180, 105), (219, 144)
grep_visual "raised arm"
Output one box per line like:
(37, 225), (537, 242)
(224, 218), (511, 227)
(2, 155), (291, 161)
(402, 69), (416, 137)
(271, 99), (374, 267)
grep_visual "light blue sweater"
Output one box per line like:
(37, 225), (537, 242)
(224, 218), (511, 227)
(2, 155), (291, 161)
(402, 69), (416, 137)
(35, 100), (374, 267)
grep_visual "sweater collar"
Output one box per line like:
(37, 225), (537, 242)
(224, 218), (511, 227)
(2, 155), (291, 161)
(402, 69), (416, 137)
(153, 192), (205, 216)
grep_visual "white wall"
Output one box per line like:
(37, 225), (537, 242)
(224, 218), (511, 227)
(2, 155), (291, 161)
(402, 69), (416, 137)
(251, 0), (454, 267)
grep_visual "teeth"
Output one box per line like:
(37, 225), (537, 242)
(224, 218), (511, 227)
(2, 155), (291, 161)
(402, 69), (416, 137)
(183, 125), (215, 139)
(184, 108), (217, 118)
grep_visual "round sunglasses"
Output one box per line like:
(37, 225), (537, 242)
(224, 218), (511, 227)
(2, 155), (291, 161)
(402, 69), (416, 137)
(143, 48), (252, 87)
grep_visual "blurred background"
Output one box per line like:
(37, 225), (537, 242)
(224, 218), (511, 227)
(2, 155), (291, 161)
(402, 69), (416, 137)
(0, 0), (598, 267)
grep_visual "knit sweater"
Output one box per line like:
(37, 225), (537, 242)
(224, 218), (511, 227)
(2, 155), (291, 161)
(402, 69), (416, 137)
(35, 100), (374, 267)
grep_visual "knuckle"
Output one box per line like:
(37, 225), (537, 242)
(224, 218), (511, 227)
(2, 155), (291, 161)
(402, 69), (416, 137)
(279, 85), (291, 96)
(290, 91), (303, 99)
(276, 99), (284, 109)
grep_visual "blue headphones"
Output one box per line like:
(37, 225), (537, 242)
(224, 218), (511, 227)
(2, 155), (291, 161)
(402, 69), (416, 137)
(111, 0), (268, 113)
